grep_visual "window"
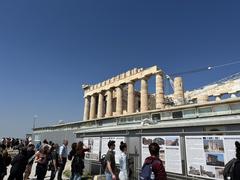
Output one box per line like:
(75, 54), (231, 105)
(172, 111), (183, 119)
(183, 109), (196, 118)
(198, 107), (212, 117)
(161, 111), (172, 120)
(151, 113), (161, 120)
(212, 105), (230, 115)
(230, 103), (240, 113)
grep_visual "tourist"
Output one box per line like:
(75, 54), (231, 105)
(141, 142), (167, 180)
(224, 141), (240, 179)
(105, 140), (116, 180)
(0, 144), (7, 180)
(8, 147), (28, 180)
(35, 145), (49, 180)
(49, 143), (59, 180)
(58, 139), (68, 180)
(119, 142), (128, 180)
(68, 142), (77, 180)
(71, 141), (90, 180)
(24, 144), (35, 180)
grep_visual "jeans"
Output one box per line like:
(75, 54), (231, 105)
(119, 170), (128, 180)
(73, 173), (81, 180)
(57, 158), (67, 180)
(105, 172), (112, 180)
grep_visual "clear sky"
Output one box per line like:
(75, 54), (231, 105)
(0, 1), (240, 138)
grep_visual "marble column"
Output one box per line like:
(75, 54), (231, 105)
(116, 86), (123, 115)
(173, 77), (184, 105)
(215, 95), (221, 101)
(83, 96), (90, 121)
(156, 72), (164, 109)
(127, 81), (135, 113)
(97, 92), (104, 118)
(141, 77), (148, 112)
(89, 95), (96, 119)
(106, 90), (113, 117)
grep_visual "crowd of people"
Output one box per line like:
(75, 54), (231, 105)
(0, 136), (167, 180)
(0, 138), (90, 180)
(2, 136), (240, 180)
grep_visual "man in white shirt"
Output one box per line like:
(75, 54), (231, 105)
(58, 139), (68, 180)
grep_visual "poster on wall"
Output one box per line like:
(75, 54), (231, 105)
(185, 136), (240, 180)
(83, 137), (100, 161)
(141, 136), (182, 174)
(101, 136), (126, 164)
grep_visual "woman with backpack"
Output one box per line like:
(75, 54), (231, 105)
(71, 141), (90, 180)
(68, 142), (77, 180)
(119, 142), (128, 180)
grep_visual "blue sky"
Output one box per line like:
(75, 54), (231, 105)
(0, 1), (240, 138)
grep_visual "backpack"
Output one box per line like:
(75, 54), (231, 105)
(72, 155), (84, 174)
(139, 159), (159, 180)
(100, 154), (107, 171)
(223, 158), (239, 180)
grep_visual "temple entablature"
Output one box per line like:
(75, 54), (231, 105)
(83, 66), (161, 97)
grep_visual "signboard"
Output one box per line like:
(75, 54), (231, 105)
(141, 136), (182, 174)
(83, 137), (100, 161)
(101, 136), (126, 164)
(185, 136), (240, 179)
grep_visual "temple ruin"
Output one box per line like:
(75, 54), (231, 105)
(82, 65), (240, 121)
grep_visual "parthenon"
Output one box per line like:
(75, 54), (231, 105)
(82, 66), (184, 120)
(82, 65), (240, 121)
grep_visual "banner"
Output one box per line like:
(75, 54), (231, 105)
(141, 136), (182, 174)
(101, 136), (126, 164)
(83, 137), (100, 161)
(185, 136), (240, 179)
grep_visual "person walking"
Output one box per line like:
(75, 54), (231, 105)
(49, 144), (59, 180)
(8, 147), (28, 180)
(35, 145), (50, 180)
(105, 140), (117, 180)
(68, 142), (77, 180)
(58, 139), (68, 180)
(141, 142), (166, 180)
(71, 141), (90, 180)
(24, 144), (35, 180)
(119, 142), (128, 180)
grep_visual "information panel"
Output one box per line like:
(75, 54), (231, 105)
(83, 137), (100, 161)
(101, 136), (126, 164)
(141, 136), (182, 174)
(185, 136), (240, 179)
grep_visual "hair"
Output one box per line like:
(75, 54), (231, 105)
(76, 141), (84, 155)
(71, 142), (77, 151)
(119, 141), (127, 152)
(108, 140), (115, 148)
(28, 143), (35, 148)
(149, 142), (160, 156)
(236, 141), (240, 160)
(43, 139), (48, 144)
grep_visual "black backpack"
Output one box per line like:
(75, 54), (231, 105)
(100, 154), (107, 171)
(223, 158), (239, 180)
(72, 155), (84, 174)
